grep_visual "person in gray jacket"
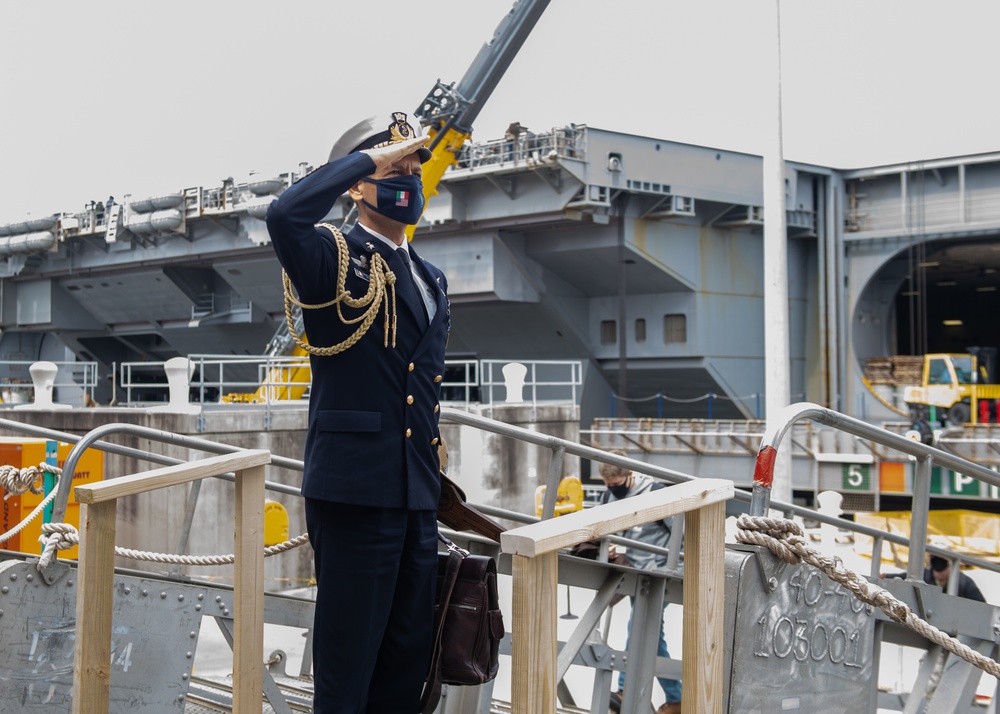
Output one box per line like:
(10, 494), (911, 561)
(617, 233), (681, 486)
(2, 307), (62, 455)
(600, 451), (682, 714)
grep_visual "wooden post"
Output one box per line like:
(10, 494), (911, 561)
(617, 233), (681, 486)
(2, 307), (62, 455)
(73, 499), (117, 714)
(233, 463), (266, 712)
(511, 551), (558, 714)
(72, 449), (271, 712)
(501, 479), (733, 713)
(682, 500), (726, 714)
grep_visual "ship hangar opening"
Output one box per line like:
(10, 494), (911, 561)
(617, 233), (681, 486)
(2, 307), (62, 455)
(856, 236), (1000, 370)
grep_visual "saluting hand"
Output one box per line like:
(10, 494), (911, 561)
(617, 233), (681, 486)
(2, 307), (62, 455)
(362, 135), (431, 170)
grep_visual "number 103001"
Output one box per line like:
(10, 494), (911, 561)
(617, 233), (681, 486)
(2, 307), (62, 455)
(753, 612), (866, 667)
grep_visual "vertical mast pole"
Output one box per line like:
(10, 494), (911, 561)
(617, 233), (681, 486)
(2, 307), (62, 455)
(763, 0), (792, 506)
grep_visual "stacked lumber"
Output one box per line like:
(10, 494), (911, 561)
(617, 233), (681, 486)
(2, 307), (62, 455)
(865, 355), (924, 385)
(892, 356), (924, 384)
(865, 357), (894, 384)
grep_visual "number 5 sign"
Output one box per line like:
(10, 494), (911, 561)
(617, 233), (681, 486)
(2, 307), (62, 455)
(842, 464), (870, 491)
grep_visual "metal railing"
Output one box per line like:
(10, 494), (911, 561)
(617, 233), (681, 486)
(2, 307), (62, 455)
(441, 358), (479, 403)
(478, 359), (583, 406)
(445, 405), (1000, 587)
(118, 354), (311, 405)
(0, 359), (98, 406)
(748, 402), (1000, 583)
(451, 124), (587, 172)
(113, 356), (583, 408)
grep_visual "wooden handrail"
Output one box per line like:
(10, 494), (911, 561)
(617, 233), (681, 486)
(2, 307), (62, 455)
(500, 478), (733, 714)
(72, 449), (272, 714)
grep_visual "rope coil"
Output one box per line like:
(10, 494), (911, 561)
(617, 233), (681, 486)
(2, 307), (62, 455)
(0, 464), (46, 499)
(282, 222), (398, 356)
(736, 514), (1000, 680)
(0, 463), (63, 545)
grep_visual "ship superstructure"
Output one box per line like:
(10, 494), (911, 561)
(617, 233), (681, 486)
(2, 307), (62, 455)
(2, 129), (1000, 426)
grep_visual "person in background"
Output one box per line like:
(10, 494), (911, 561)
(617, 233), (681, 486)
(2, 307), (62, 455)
(599, 450), (682, 714)
(266, 110), (448, 713)
(885, 554), (986, 602)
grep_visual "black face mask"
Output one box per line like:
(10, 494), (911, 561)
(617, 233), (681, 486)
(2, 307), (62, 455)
(608, 482), (631, 499)
(361, 174), (425, 225)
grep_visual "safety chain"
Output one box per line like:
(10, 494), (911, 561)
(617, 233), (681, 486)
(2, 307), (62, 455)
(37, 522), (310, 570)
(0, 463), (63, 545)
(282, 222), (398, 356)
(736, 514), (1000, 679)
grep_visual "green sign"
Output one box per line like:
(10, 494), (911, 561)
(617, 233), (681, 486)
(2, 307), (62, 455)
(950, 470), (981, 497)
(842, 464), (870, 491)
(930, 466), (981, 497)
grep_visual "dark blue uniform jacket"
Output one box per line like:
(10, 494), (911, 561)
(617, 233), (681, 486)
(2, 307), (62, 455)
(266, 152), (449, 510)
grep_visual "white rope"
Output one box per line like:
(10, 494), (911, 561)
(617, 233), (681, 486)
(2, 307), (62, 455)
(735, 514), (1000, 680)
(37, 524), (310, 569)
(0, 463), (46, 498)
(37, 522), (78, 570)
(0, 463), (63, 544)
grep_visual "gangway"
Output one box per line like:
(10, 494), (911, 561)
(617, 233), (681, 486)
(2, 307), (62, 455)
(0, 402), (999, 711)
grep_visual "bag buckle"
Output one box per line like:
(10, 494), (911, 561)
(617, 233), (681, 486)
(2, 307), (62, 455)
(439, 533), (470, 558)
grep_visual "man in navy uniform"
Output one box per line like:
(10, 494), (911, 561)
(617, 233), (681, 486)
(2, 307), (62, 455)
(266, 111), (448, 713)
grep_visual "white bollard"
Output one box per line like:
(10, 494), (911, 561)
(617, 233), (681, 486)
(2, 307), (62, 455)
(501, 362), (527, 404)
(148, 357), (201, 414)
(15, 361), (71, 410)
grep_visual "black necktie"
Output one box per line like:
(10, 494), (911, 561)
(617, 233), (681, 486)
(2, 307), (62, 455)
(397, 247), (429, 325)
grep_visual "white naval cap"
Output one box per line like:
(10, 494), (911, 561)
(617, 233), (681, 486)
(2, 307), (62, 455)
(328, 111), (432, 164)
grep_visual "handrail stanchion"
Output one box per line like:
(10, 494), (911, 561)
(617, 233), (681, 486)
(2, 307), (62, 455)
(749, 442), (777, 517)
(871, 535), (885, 578)
(908, 455), (933, 581)
(539, 445), (564, 520)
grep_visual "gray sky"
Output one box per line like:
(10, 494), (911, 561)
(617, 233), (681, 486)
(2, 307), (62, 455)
(2, 0), (998, 222)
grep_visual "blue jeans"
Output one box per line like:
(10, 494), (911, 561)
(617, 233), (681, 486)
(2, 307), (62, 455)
(617, 600), (682, 704)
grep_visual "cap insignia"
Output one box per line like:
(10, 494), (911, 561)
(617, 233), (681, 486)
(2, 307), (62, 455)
(389, 112), (415, 143)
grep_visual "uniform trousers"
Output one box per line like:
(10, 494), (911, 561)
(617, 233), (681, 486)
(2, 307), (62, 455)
(305, 499), (438, 713)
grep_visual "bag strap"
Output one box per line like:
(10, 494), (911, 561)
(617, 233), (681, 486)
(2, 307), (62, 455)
(419, 535), (467, 714)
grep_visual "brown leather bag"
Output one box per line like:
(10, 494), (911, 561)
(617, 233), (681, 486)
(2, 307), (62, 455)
(420, 538), (504, 713)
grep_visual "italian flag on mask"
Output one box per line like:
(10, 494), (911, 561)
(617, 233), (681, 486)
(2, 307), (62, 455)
(395, 191), (409, 207)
